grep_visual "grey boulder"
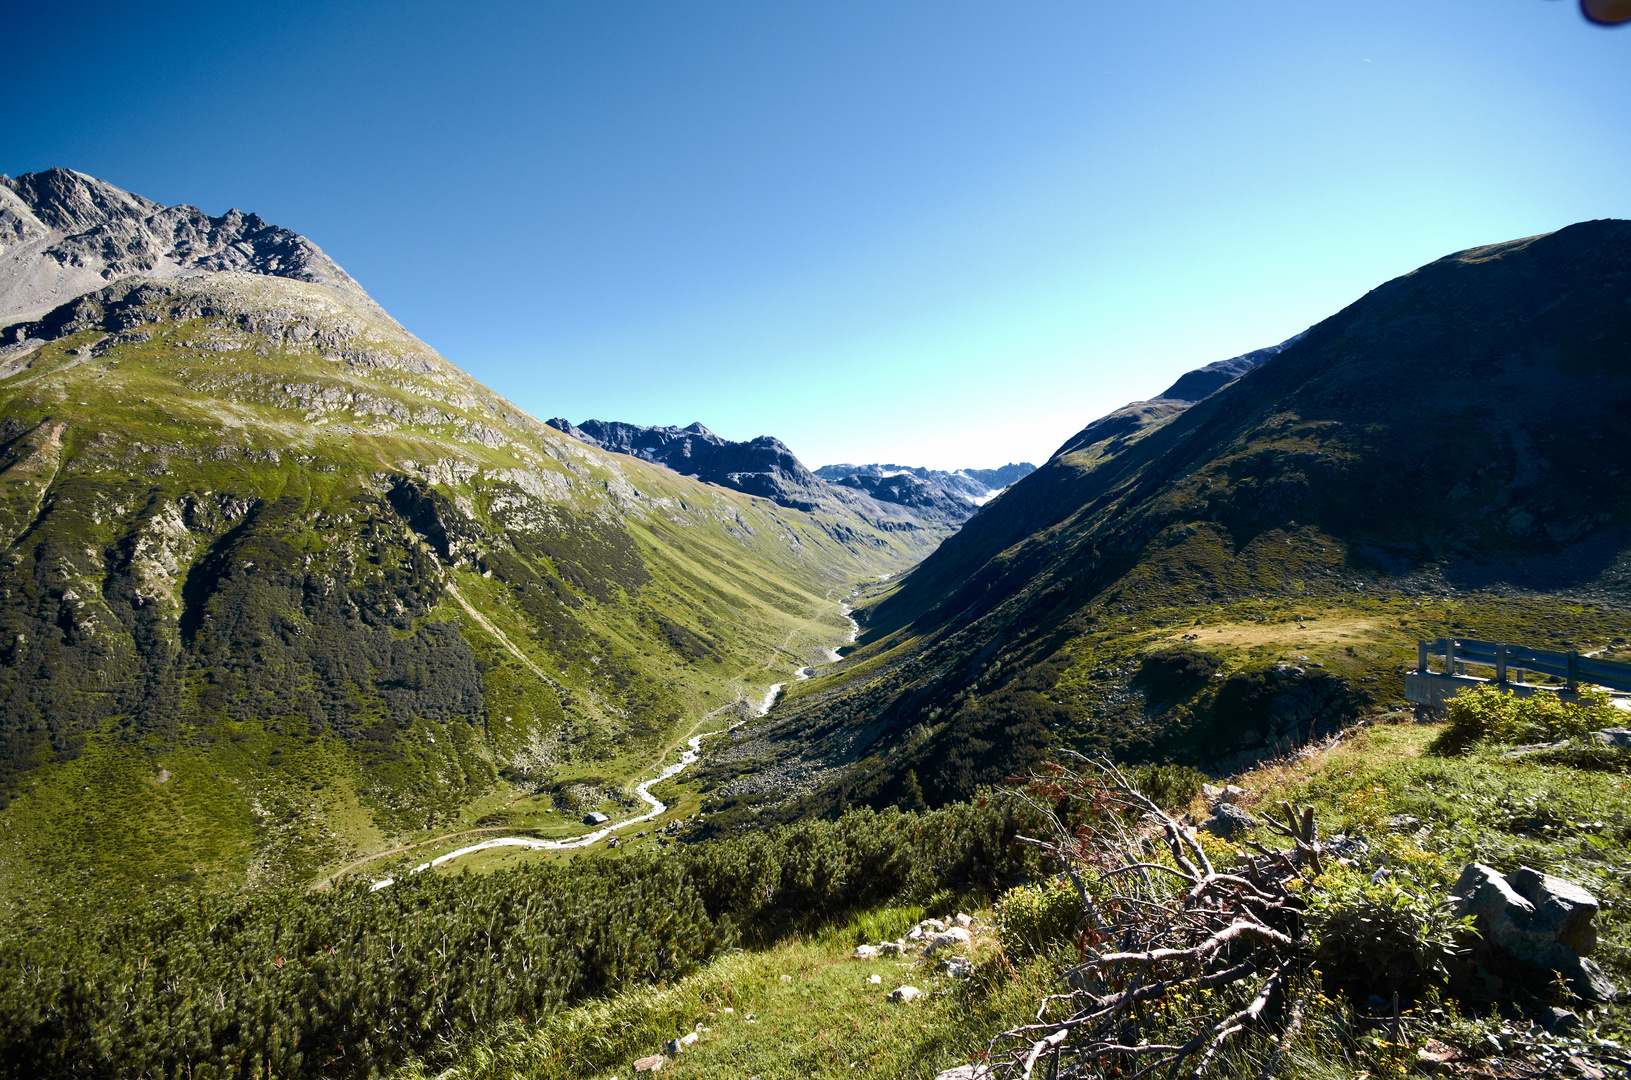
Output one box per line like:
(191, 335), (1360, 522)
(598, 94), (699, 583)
(1450, 863), (1616, 1002)
(1201, 801), (1257, 839)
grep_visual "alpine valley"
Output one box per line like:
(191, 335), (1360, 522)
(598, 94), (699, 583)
(0, 168), (970, 911)
(7, 169), (1631, 1080)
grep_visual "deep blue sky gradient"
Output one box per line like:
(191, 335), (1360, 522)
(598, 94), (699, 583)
(4, 1), (1628, 468)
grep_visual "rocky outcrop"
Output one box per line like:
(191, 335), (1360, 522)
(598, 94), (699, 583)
(1451, 863), (1618, 1002)
(1201, 801), (1258, 839)
(0, 168), (382, 326)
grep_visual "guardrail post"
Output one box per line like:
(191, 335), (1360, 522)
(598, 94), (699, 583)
(1568, 650), (1580, 692)
(1495, 643), (1508, 685)
(1418, 640), (1428, 674)
(1446, 639), (1458, 676)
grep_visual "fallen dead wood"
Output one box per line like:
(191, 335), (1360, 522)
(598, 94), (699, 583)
(986, 754), (1324, 1080)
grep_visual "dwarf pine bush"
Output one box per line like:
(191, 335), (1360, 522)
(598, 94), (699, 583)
(0, 799), (1037, 1079)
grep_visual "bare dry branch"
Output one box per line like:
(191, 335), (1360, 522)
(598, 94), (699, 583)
(991, 756), (1325, 1080)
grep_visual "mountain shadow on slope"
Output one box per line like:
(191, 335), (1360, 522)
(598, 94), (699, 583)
(749, 219), (1631, 817)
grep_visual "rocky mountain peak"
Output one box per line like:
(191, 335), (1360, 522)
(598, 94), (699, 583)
(0, 168), (381, 327)
(2, 168), (164, 236)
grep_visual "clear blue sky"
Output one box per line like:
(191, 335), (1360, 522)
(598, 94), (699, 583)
(4, 1), (1628, 470)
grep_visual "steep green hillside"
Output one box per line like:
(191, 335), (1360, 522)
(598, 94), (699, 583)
(0, 268), (942, 913)
(716, 220), (1631, 820)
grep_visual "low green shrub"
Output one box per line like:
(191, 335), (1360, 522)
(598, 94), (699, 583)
(994, 876), (1088, 959)
(1439, 685), (1621, 751)
(833, 903), (925, 947)
(1135, 648), (1221, 701)
(1304, 866), (1472, 1002)
(1125, 762), (1208, 811)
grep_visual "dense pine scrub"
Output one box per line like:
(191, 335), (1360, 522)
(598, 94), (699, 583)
(0, 799), (1036, 1079)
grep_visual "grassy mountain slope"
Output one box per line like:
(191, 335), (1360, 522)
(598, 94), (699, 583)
(714, 219), (1631, 820)
(0, 263), (942, 911)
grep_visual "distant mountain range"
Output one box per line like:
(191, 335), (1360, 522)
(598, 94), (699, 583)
(812, 462), (1035, 508)
(546, 417), (1032, 526)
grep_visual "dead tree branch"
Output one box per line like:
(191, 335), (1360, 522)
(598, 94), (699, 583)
(989, 755), (1324, 1080)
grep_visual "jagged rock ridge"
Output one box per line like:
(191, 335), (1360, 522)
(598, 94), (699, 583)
(546, 417), (979, 527)
(0, 167), (383, 327)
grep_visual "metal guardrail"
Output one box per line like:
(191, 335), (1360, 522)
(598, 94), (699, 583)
(1406, 637), (1631, 708)
(1418, 638), (1631, 692)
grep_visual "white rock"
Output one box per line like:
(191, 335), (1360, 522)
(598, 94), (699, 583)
(679, 1031), (699, 1047)
(779, 974), (793, 982)
(953, 912), (973, 928)
(921, 918), (947, 933)
(926, 927), (972, 955)
(868, 974), (882, 984)
(888, 985), (923, 1003)
(853, 944), (879, 960)
(935, 1067), (991, 1080)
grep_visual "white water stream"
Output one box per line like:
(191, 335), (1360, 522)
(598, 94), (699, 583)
(369, 593), (864, 889)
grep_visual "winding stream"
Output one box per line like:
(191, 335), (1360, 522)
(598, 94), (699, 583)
(369, 595), (863, 889)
